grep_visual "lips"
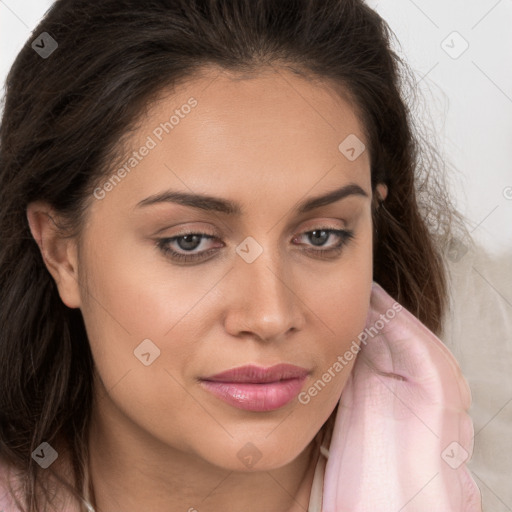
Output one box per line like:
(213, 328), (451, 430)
(202, 363), (310, 383)
(199, 364), (310, 412)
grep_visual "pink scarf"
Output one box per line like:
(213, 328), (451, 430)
(321, 281), (482, 511)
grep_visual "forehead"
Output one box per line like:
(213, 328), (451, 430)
(142, 66), (366, 146)
(91, 66), (371, 216)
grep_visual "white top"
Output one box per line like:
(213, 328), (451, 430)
(307, 442), (329, 512)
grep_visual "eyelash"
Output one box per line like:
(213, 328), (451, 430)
(155, 227), (355, 264)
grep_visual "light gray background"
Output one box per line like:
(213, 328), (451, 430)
(1, 1), (511, 511)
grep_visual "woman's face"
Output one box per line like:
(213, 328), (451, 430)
(61, 67), (380, 471)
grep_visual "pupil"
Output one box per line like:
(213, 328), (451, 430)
(310, 230), (328, 246)
(179, 234), (201, 251)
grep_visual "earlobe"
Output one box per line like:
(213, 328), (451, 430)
(376, 183), (388, 202)
(26, 201), (82, 309)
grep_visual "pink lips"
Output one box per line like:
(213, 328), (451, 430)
(199, 364), (309, 412)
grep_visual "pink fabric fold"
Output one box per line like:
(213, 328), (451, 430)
(322, 281), (482, 511)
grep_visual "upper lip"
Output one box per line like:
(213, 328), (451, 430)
(201, 363), (310, 383)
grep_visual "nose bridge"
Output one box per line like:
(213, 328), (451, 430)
(225, 237), (303, 340)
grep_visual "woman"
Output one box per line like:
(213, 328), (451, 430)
(0, 0), (482, 510)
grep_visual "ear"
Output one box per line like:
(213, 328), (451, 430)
(26, 200), (82, 309)
(376, 183), (388, 202)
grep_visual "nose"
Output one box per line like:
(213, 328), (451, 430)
(222, 241), (305, 343)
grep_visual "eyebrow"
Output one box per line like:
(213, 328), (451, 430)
(135, 183), (368, 215)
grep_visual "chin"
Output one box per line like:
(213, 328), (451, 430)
(194, 433), (312, 473)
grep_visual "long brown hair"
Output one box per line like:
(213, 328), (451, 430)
(0, 0), (473, 510)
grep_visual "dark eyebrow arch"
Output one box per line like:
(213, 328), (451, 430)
(135, 183), (368, 215)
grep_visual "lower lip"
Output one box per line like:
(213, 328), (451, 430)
(199, 377), (307, 412)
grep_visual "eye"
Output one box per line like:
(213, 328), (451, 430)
(292, 228), (355, 259)
(155, 227), (355, 264)
(156, 232), (221, 263)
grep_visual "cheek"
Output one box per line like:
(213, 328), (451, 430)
(77, 222), (226, 401)
(79, 221), (204, 334)
(77, 232), (200, 441)
(76, 227), (177, 387)
(304, 228), (373, 382)
(313, 226), (373, 334)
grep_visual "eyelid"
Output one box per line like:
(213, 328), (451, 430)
(152, 222), (222, 238)
(155, 217), (348, 238)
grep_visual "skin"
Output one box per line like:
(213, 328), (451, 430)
(27, 65), (387, 512)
